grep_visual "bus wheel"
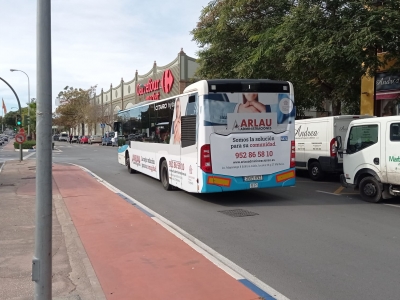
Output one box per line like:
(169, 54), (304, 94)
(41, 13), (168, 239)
(126, 156), (136, 174)
(161, 160), (172, 191)
(359, 177), (382, 203)
(308, 162), (325, 181)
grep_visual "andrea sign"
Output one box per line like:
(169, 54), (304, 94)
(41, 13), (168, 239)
(136, 69), (175, 100)
(375, 72), (400, 92)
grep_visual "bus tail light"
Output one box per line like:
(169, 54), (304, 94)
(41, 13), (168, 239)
(200, 144), (212, 173)
(290, 140), (295, 168)
(330, 138), (337, 157)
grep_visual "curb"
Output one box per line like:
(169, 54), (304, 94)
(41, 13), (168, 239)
(14, 149), (36, 152)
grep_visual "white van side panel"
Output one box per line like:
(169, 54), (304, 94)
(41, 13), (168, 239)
(295, 118), (333, 169)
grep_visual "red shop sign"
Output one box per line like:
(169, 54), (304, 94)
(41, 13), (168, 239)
(136, 69), (175, 100)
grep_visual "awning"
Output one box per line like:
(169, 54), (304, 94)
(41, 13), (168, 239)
(376, 91), (400, 100)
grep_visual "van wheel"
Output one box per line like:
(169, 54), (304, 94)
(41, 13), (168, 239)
(308, 162), (325, 181)
(161, 160), (172, 190)
(126, 156), (136, 174)
(359, 177), (382, 203)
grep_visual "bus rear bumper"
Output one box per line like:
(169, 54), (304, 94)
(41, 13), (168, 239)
(201, 169), (296, 193)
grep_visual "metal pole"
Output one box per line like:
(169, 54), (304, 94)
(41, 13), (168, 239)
(0, 77), (23, 161)
(32, 0), (52, 299)
(28, 76), (31, 137)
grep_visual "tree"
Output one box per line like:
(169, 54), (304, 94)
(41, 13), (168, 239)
(192, 0), (293, 79)
(192, 0), (400, 115)
(54, 86), (93, 133)
(3, 111), (18, 127)
(255, 0), (400, 115)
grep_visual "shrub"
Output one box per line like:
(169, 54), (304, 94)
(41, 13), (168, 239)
(14, 141), (36, 149)
(118, 138), (126, 146)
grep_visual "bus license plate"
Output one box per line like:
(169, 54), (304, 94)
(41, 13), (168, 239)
(250, 183), (258, 188)
(244, 175), (262, 181)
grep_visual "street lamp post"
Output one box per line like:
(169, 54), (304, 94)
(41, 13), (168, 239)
(10, 69), (30, 137)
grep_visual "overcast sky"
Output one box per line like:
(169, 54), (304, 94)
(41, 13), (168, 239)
(0, 0), (210, 114)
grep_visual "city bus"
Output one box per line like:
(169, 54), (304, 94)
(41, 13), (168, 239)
(115, 79), (296, 193)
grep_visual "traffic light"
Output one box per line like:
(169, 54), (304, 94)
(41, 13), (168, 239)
(16, 115), (22, 126)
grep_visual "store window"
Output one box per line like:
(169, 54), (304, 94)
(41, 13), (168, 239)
(381, 99), (400, 117)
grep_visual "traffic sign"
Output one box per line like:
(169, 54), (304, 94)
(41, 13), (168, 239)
(19, 128), (25, 134)
(15, 133), (27, 144)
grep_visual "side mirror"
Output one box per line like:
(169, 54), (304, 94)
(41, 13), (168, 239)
(335, 136), (342, 150)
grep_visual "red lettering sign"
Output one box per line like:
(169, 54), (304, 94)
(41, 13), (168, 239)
(240, 119), (272, 127)
(162, 69), (174, 94)
(137, 78), (161, 96)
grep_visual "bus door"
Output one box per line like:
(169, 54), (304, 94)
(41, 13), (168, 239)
(171, 93), (198, 192)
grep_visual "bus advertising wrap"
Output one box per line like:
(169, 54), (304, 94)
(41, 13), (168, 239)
(210, 132), (290, 176)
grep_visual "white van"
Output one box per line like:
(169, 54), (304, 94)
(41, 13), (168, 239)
(59, 132), (69, 142)
(337, 116), (400, 202)
(295, 115), (373, 180)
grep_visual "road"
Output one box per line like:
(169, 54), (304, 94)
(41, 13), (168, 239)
(2, 141), (400, 300)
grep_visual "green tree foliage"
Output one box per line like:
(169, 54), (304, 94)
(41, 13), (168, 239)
(192, 0), (400, 115)
(192, 0), (293, 79)
(3, 110), (19, 127)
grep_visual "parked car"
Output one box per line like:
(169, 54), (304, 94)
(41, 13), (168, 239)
(59, 132), (69, 142)
(101, 132), (115, 146)
(71, 135), (79, 143)
(77, 135), (82, 143)
(53, 134), (60, 141)
(80, 135), (90, 144)
(89, 135), (102, 144)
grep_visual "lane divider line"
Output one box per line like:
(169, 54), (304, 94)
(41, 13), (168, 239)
(316, 190), (341, 196)
(68, 163), (289, 300)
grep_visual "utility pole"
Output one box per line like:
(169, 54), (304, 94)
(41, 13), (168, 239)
(32, 0), (52, 299)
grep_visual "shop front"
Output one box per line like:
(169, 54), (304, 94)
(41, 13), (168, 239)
(374, 72), (400, 116)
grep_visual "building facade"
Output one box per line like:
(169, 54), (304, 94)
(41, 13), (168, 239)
(361, 53), (400, 117)
(86, 49), (198, 136)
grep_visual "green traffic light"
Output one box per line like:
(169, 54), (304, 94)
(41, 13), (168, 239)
(16, 114), (22, 126)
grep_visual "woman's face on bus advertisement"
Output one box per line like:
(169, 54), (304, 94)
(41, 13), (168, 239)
(243, 93), (258, 102)
(175, 100), (181, 118)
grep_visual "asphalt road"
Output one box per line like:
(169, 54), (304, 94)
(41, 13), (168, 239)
(3, 141), (400, 300)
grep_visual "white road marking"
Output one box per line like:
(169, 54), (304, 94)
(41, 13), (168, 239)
(384, 204), (400, 208)
(24, 152), (36, 159)
(316, 190), (341, 196)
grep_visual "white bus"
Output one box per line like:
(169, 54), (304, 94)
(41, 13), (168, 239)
(115, 79), (296, 193)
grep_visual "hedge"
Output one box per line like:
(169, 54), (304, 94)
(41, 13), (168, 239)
(14, 141), (36, 149)
(118, 138), (126, 146)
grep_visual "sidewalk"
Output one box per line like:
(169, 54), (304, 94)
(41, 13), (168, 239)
(0, 160), (266, 300)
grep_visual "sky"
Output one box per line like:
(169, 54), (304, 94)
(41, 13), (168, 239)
(0, 0), (211, 115)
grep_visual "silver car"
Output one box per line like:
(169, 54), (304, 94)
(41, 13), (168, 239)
(89, 135), (102, 144)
